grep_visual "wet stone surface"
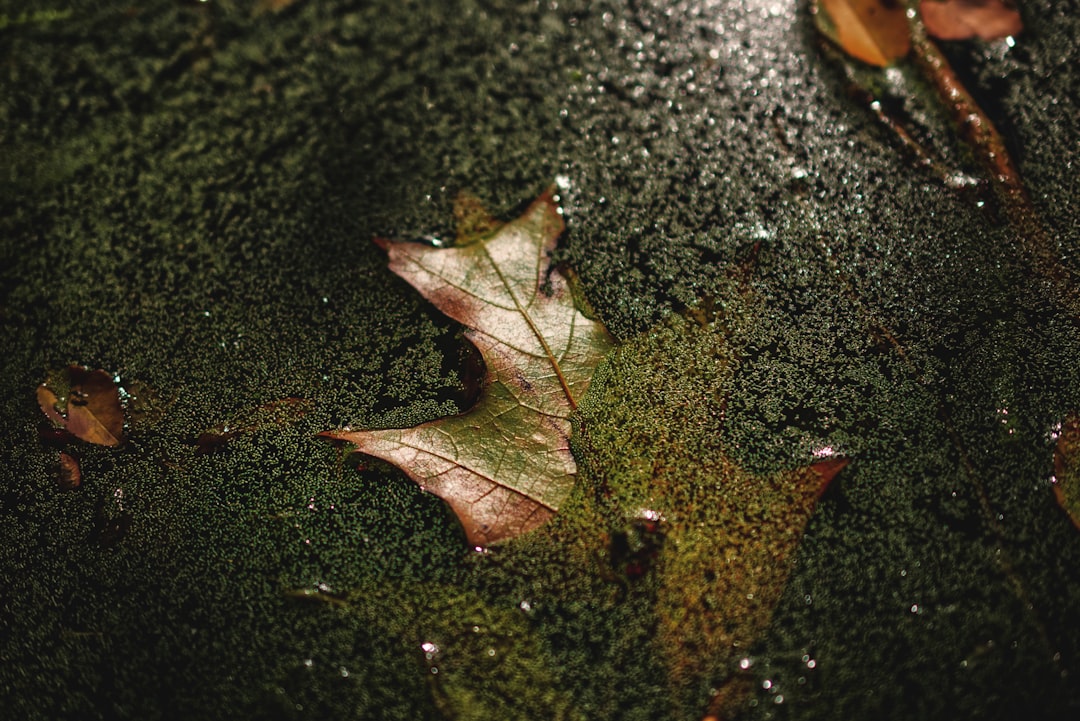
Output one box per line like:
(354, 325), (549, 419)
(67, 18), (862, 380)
(1, 0), (1079, 719)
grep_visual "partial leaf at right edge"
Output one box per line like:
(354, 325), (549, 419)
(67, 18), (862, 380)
(1054, 413), (1080, 532)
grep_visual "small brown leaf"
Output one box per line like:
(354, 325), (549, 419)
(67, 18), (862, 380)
(56, 451), (82, 491)
(920, 0), (1023, 41)
(814, 0), (911, 67)
(37, 366), (124, 447)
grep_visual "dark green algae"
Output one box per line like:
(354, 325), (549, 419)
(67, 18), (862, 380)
(287, 300), (823, 721)
(3, 0), (1080, 719)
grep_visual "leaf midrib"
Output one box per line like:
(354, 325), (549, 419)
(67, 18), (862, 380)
(482, 244), (579, 410)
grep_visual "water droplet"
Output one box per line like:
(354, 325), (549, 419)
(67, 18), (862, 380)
(414, 234), (447, 248)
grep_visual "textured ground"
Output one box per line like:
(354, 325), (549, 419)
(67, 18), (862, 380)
(2, 1), (1079, 719)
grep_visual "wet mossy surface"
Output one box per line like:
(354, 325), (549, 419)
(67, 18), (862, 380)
(2, 0), (1080, 719)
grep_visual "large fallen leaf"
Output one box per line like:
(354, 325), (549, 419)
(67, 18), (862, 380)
(814, 0), (911, 67)
(37, 365), (124, 447)
(323, 188), (614, 546)
(920, 0), (1023, 41)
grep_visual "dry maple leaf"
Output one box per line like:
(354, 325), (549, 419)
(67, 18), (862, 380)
(323, 187), (614, 547)
(37, 365), (124, 447)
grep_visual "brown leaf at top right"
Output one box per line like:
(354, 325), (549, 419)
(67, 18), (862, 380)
(814, 0), (1023, 68)
(920, 0), (1023, 42)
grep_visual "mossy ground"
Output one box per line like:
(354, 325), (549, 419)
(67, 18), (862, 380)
(2, 0), (1080, 719)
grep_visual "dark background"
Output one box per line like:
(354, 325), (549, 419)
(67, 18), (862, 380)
(2, 1), (1079, 719)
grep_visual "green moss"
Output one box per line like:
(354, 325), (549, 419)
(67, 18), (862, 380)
(3, 0), (1080, 719)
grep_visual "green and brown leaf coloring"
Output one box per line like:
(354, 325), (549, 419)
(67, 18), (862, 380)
(321, 188), (850, 718)
(576, 312), (846, 719)
(323, 188), (615, 546)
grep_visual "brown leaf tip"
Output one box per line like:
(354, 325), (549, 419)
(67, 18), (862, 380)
(810, 457), (850, 486)
(56, 451), (82, 491)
